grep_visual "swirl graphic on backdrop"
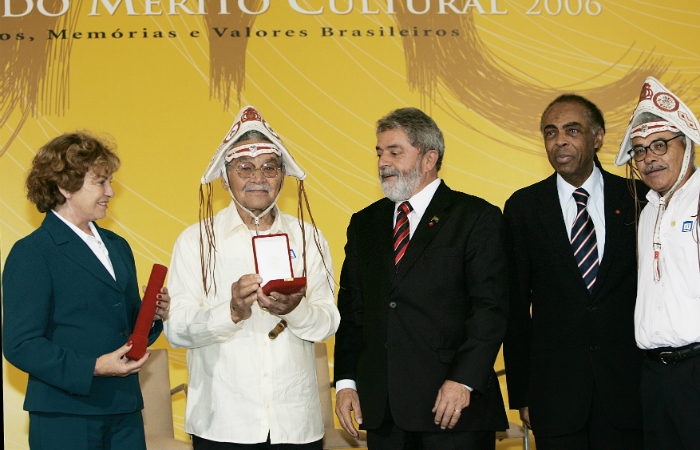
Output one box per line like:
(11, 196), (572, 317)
(0, 0), (82, 156)
(204, 0), (261, 109)
(1, 0), (695, 159)
(390, 6), (677, 155)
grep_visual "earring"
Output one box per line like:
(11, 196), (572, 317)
(65, 193), (71, 198)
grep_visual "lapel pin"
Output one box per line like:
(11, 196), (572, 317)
(615, 210), (620, 215)
(429, 216), (440, 227)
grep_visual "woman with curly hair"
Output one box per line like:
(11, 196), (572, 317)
(3, 132), (170, 450)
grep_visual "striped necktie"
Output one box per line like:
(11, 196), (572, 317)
(571, 188), (599, 293)
(394, 201), (413, 269)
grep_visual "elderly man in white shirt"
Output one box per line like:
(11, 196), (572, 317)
(615, 77), (700, 450)
(164, 106), (340, 450)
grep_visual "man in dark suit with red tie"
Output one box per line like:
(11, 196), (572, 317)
(502, 95), (645, 449)
(334, 107), (509, 450)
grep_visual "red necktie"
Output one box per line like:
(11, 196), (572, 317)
(394, 202), (413, 268)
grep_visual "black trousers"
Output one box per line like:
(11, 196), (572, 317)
(533, 385), (643, 450)
(366, 400), (495, 450)
(641, 356), (700, 450)
(192, 434), (322, 450)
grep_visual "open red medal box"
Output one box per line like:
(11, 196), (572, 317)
(252, 234), (305, 295)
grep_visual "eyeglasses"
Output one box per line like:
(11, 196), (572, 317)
(234, 161), (282, 179)
(632, 134), (684, 162)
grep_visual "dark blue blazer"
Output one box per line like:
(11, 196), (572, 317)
(3, 211), (162, 415)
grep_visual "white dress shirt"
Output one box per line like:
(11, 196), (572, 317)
(392, 178), (442, 236)
(52, 210), (116, 280)
(556, 165), (606, 260)
(164, 202), (340, 444)
(635, 167), (700, 350)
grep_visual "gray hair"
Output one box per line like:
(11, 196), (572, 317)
(631, 112), (665, 130)
(376, 107), (445, 171)
(631, 112), (687, 143)
(224, 130), (280, 172)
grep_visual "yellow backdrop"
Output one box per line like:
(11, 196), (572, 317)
(2, 1), (700, 448)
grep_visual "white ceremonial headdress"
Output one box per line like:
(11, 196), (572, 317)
(197, 106), (330, 296)
(615, 77), (700, 167)
(615, 77), (700, 282)
(201, 106), (306, 185)
(200, 106), (307, 234)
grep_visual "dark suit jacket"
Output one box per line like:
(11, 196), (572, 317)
(502, 169), (645, 437)
(334, 181), (509, 432)
(2, 211), (162, 415)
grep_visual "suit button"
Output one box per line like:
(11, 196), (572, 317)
(389, 302), (397, 308)
(586, 306), (597, 312)
(385, 342), (388, 348)
(589, 345), (600, 351)
(123, 328), (129, 337)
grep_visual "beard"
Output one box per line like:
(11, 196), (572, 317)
(380, 160), (422, 202)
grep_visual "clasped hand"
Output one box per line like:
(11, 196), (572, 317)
(229, 274), (306, 323)
(93, 286), (171, 377)
(94, 341), (149, 377)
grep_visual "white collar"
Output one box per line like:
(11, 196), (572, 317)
(556, 165), (603, 206)
(646, 165), (700, 207)
(223, 201), (284, 237)
(51, 210), (102, 242)
(395, 178), (442, 215)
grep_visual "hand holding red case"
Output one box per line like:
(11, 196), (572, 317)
(252, 234), (305, 296)
(126, 264), (168, 360)
(262, 277), (306, 296)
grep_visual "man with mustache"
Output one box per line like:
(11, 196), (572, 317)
(334, 107), (509, 449)
(502, 94), (645, 449)
(164, 106), (340, 449)
(614, 77), (700, 450)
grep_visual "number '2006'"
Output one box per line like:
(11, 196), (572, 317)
(527, 0), (602, 15)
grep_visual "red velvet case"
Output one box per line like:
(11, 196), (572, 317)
(126, 263), (168, 360)
(260, 277), (307, 296)
(252, 234), (305, 296)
